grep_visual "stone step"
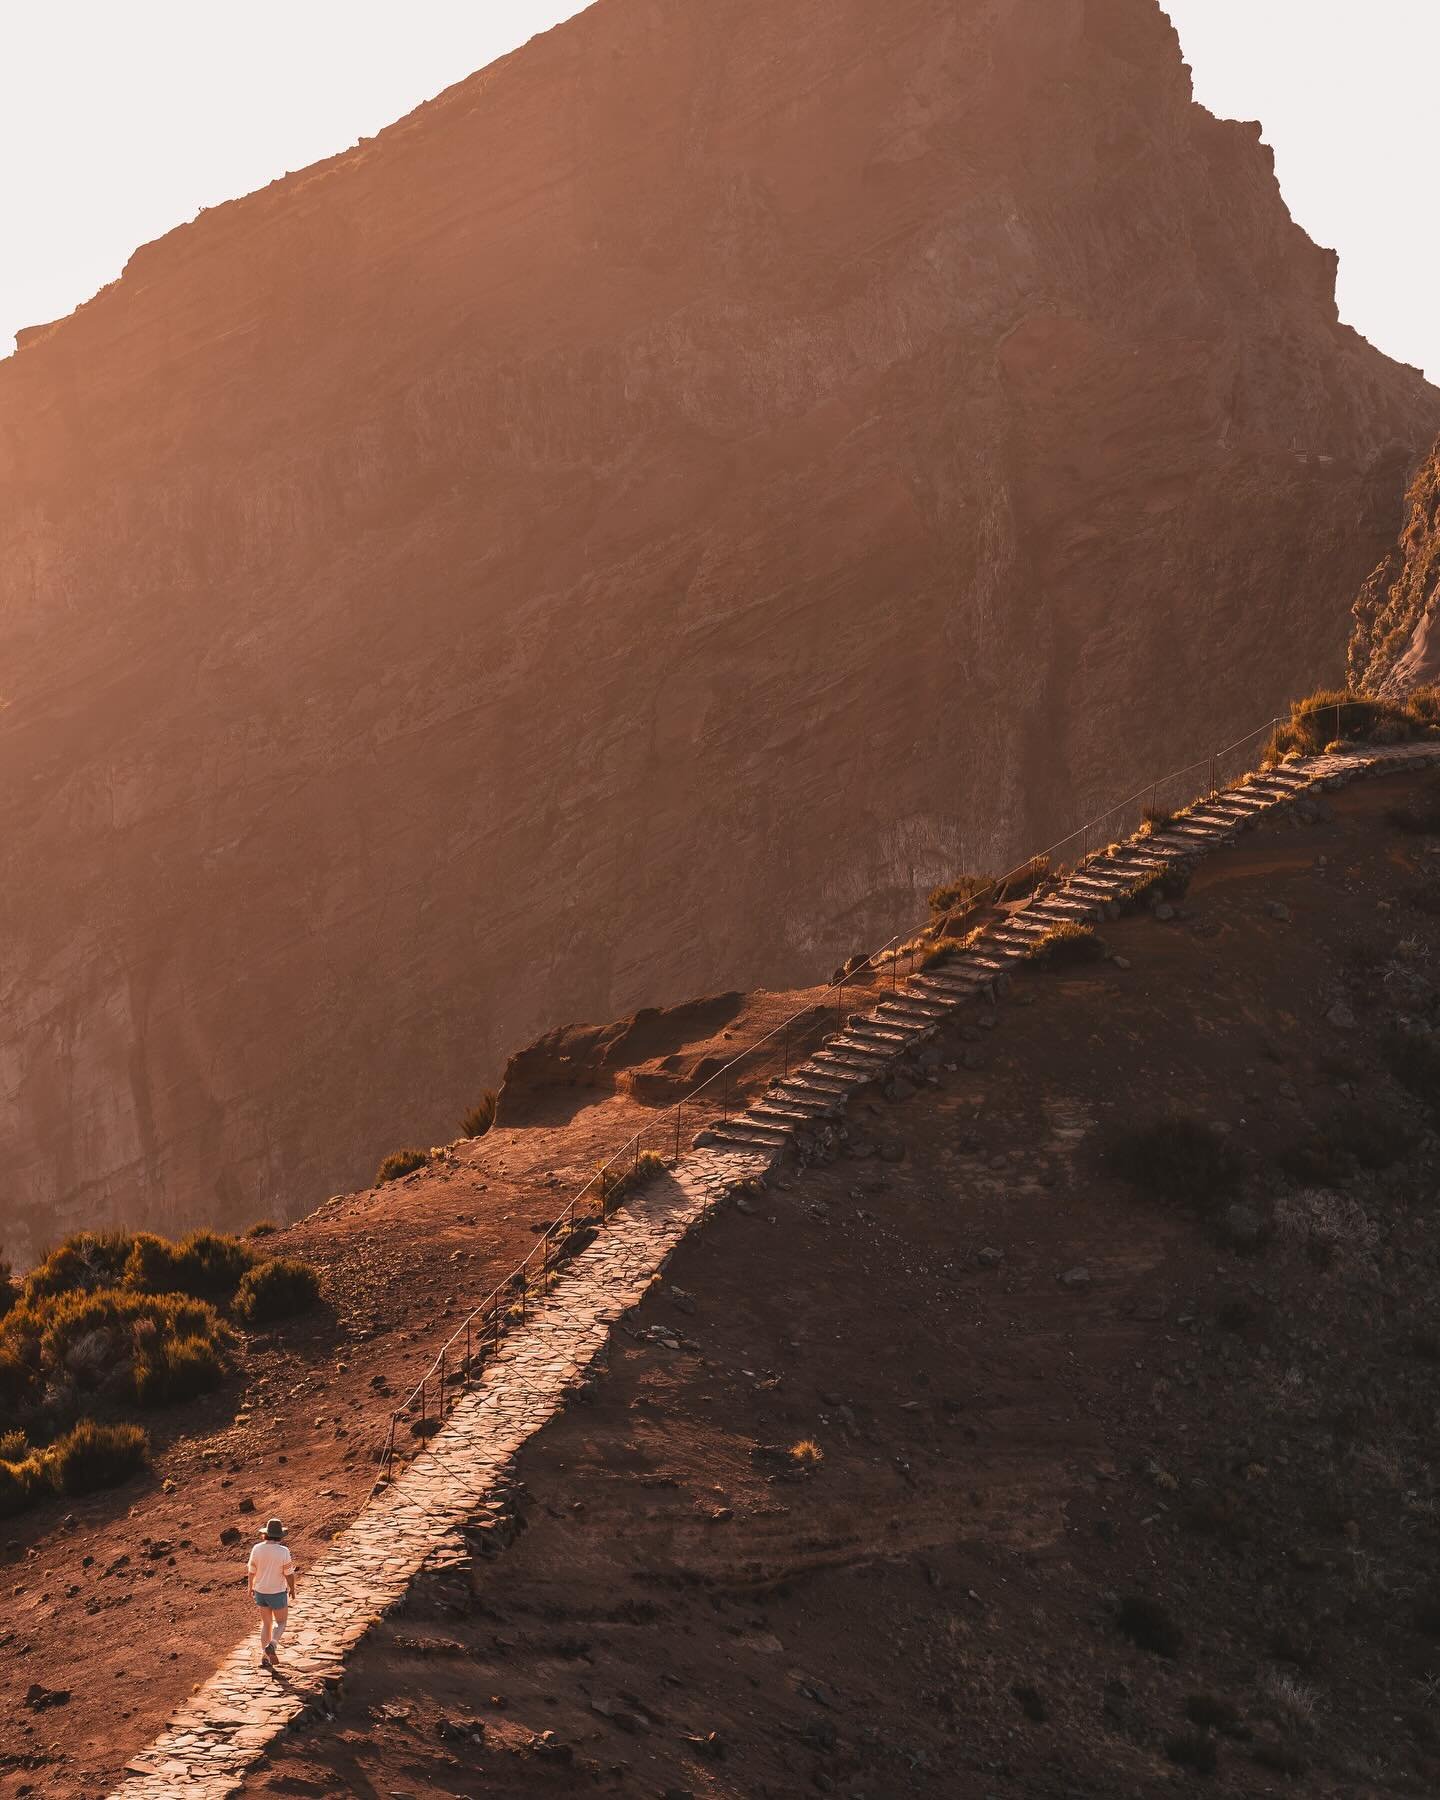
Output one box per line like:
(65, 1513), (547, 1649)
(776, 1070), (857, 1098)
(707, 1120), (792, 1150)
(1029, 896), (1102, 922)
(847, 1014), (922, 1044)
(777, 1065), (856, 1094)
(829, 1033), (899, 1061)
(911, 964), (995, 993)
(877, 990), (950, 1018)
(749, 1100), (828, 1128)
(713, 1112), (793, 1139)
(839, 1029), (911, 1058)
(808, 1048), (886, 1077)
(1063, 873), (1125, 897)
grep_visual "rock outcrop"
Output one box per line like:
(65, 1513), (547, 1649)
(1351, 439), (1440, 692)
(1, 0), (1436, 1254)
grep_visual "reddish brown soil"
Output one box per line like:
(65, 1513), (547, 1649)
(230, 769), (1440, 1799)
(0, 983), (836, 1799)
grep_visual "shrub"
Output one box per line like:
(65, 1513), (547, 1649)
(1270, 689), (1422, 760)
(137, 1333), (226, 1404)
(124, 1230), (255, 1303)
(789, 1438), (824, 1468)
(0, 1253), (14, 1322)
(1027, 921), (1106, 967)
(1117, 1593), (1184, 1658)
(1164, 1731), (1217, 1775)
(1139, 806), (1175, 836)
(246, 1219), (279, 1238)
(0, 1287), (229, 1414)
(598, 1149), (668, 1209)
(232, 1258), (321, 1326)
(1102, 1115), (1242, 1215)
(460, 1091), (497, 1139)
(50, 1420), (148, 1495)
(927, 875), (993, 916)
(1124, 865), (1191, 911)
(921, 936), (967, 971)
(378, 1148), (429, 1184)
(0, 1453), (52, 1518)
(24, 1231), (135, 1302)
(0, 1428), (27, 1461)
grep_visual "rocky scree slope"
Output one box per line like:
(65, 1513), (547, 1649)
(1, 0), (1437, 1258)
(1352, 435), (1440, 693)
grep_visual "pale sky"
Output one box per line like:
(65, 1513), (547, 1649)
(0, 1), (1436, 380)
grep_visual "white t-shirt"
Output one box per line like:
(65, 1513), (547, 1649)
(248, 1539), (295, 1595)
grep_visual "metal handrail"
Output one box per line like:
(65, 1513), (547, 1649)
(362, 709), (1290, 1500)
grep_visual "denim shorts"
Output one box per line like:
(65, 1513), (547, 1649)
(254, 1590), (289, 1610)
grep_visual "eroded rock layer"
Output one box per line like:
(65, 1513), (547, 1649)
(0, 0), (1435, 1250)
(1352, 438), (1440, 692)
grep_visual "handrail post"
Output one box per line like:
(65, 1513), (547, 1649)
(675, 1100), (682, 1163)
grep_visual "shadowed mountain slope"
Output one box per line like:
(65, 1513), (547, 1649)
(1, 0), (1437, 1254)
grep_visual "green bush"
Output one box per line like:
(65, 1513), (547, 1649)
(460, 1091), (497, 1139)
(0, 1453), (52, 1518)
(1027, 921), (1106, 967)
(136, 1332), (225, 1404)
(124, 1230), (255, 1302)
(378, 1148), (429, 1184)
(1103, 1115), (1242, 1215)
(0, 1286), (228, 1415)
(50, 1420), (148, 1495)
(232, 1258), (321, 1326)
(23, 1231), (135, 1302)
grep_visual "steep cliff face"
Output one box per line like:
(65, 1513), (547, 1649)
(1, 0), (1436, 1255)
(1351, 439), (1440, 692)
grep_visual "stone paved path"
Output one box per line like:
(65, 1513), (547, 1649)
(108, 738), (1440, 1796)
(111, 1149), (771, 1797)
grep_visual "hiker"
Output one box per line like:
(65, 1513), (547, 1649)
(247, 1517), (297, 1666)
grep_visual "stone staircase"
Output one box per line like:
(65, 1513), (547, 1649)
(695, 744), (1440, 1157)
(106, 737), (1440, 1797)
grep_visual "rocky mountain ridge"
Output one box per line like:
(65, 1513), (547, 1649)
(1, 0), (1436, 1256)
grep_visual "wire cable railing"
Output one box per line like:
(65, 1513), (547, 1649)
(363, 710), (1289, 1502)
